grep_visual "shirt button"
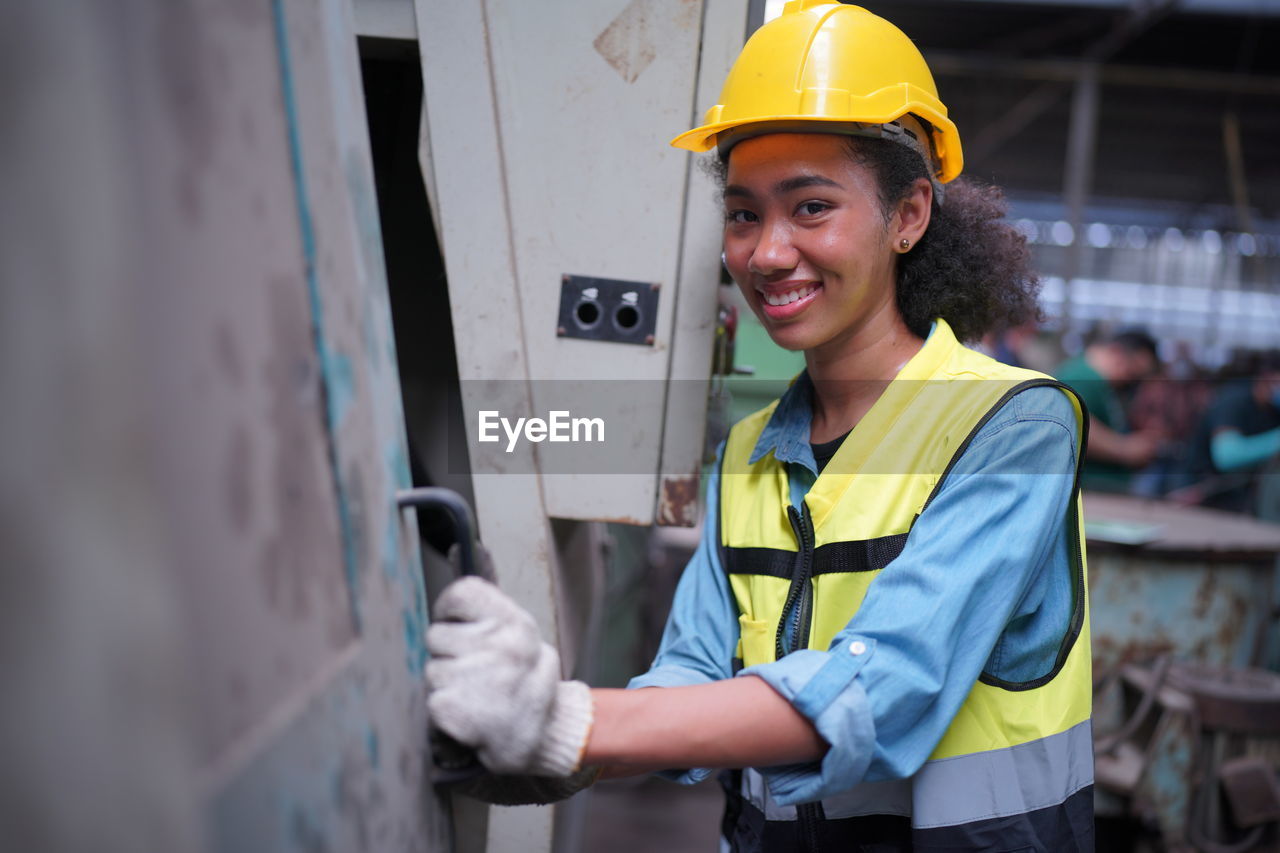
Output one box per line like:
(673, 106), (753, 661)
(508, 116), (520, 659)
(849, 641), (867, 656)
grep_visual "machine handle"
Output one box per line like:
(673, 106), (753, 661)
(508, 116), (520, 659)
(395, 487), (486, 787)
(396, 487), (479, 576)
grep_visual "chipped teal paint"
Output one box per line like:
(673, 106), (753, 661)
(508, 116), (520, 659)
(323, 349), (355, 430)
(365, 727), (380, 769)
(384, 444), (429, 675)
(407, 558), (429, 675)
(271, 0), (361, 634)
(388, 443), (411, 491)
(403, 607), (428, 675)
(401, 572), (429, 675)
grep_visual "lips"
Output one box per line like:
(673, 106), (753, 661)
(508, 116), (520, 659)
(757, 282), (821, 319)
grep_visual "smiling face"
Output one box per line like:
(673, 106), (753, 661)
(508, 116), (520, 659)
(722, 133), (923, 359)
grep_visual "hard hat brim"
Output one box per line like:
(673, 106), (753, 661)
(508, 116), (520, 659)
(671, 113), (963, 184)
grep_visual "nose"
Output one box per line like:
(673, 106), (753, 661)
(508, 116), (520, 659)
(747, 220), (798, 276)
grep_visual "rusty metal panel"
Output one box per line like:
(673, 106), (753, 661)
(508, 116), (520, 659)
(1088, 553), (1275, 673)
(1085, 494), (1280, 673)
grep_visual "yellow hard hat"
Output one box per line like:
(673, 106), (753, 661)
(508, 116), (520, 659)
(671, 0), (963, 183)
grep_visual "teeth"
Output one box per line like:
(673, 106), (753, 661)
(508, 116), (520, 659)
(763, 285), (816, 307)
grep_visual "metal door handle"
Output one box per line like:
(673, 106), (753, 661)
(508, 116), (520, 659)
(395, 487), (486, 787)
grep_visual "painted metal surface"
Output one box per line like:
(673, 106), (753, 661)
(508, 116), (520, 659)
(209, 0), (449, 850)
(2, 0), (449, 850)
(416, 1), (739, 847)
(1093, 663), (1199, 844)
(1089, 551), (1274, 671)
(415, 0), (588, 848)
(1086, 495), (1280, 846)
(657, 0), (751, 529)
(511, 0), (702, 523)
(354, 0), (418, 40)
(1085, 494), (1280, 673)
(1, 5), (205, 849)
(4, 0), (735, 850)
(421, 0), (725, 528)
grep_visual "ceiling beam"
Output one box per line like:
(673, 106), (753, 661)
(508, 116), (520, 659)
(961, 0), (1178, 163)
(926, 0), (1280, 16)
(929, 51), (1280, 95)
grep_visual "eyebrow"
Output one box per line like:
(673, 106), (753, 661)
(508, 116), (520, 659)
(723, 174), (844, 201)
(777, 175), (844, 194)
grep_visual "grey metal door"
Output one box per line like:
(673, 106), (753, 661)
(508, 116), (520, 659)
(1, 1), (450, 851)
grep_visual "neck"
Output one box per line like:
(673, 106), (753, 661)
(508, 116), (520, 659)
(804, 305), (924, 443)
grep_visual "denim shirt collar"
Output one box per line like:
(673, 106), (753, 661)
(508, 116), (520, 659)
(749, 371), (820, 476)
(747, 322), (940, 478)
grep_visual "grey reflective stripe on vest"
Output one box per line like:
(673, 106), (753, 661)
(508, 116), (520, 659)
(741, 768), (911, 821)
(735, 720), (1092, 829)
(912, 719), (1095, 829)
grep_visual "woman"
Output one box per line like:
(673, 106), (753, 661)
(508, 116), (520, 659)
(426, 3), (1094, 850)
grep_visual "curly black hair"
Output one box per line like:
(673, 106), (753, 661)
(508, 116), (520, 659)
(844, 136), (1041, 343)
(709, 135), (1042, 343)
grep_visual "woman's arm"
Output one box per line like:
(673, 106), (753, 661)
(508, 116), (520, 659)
(426, 389), (1080, 797)
(589, 677), (827, 776)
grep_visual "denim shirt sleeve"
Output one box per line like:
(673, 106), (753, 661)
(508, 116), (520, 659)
(742, 386), (1081, 805)
(626, 444), (737, 784)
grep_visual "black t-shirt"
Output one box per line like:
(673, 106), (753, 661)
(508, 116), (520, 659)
(811, 430), (852, 474)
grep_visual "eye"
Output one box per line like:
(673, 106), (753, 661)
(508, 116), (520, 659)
(796, 200), (831, 217)
(725, 209), (759, 225)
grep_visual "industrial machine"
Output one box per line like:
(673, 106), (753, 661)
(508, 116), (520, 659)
(1, 1), (743, 851)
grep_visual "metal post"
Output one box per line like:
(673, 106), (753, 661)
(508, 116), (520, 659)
(1062, 61), (1100, 333)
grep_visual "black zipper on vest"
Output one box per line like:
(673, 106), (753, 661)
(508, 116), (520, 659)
(797, 802), (823, 852)
(779, 503), (822, 852)
(776, 503), (815, 660)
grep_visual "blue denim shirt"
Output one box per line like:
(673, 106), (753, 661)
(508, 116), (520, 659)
(628, 371), (1081, 806)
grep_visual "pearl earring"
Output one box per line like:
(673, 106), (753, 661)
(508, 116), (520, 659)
(899, 239), (911, 251)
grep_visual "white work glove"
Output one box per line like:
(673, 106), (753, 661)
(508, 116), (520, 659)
(425, 576), (594, 777)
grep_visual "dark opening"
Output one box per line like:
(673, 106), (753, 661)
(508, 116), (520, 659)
(358, 40), (474, 559)
(574, 300), (601, 329)
(614, 304), (640, 331)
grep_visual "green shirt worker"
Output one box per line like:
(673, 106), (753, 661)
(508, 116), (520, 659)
(1054, 330), (1162, 493)
(426, 4), (1094, 851)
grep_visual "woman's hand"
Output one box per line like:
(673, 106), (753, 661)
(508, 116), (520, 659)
(425, 577), (593, 777)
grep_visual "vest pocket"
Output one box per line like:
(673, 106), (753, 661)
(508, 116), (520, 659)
(738, 615), (775, 667)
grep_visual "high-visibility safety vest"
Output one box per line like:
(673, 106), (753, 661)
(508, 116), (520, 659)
(717, 320), (1094, 852)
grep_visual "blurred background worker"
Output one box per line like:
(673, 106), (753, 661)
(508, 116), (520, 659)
(1054, 329), (1163, 493)
(1180, 352), (1280, 515)
(427, 3), (1094, 851)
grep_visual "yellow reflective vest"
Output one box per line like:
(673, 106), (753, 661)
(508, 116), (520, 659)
(717, 320), (1094, 852)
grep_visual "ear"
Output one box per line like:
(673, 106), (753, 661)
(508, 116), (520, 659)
(891, 178), (933, 251)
